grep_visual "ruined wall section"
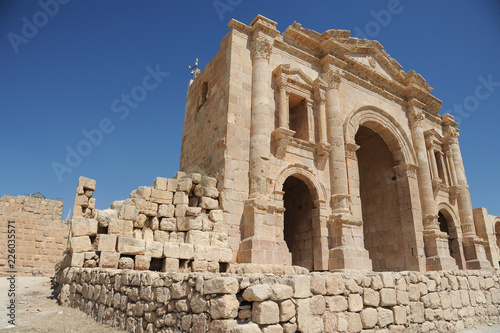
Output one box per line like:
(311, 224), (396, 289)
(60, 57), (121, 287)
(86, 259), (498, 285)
(57, 267), (500, 333)
(179, 33), (231, 181)
(473, 208), (500, 269)
(60, 174), (233, 274)
(0, 195), (68, 276)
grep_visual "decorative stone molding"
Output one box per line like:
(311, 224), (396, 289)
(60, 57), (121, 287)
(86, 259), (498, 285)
(331, 194), (351, 214)
(449, 185), (461, 204)
(321, 69), (342, 89)
(315, 141), (330, 170)
(345, 142), (360, 160)
(271, 127), (295, 159)
(251, 37), (272, 62)
(393, 163), (418, 179)
(407, 106), (424, 128)
(423, 214), (440, 230)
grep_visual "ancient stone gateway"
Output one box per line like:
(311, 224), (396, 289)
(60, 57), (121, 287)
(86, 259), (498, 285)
(180, 15), (499, 272)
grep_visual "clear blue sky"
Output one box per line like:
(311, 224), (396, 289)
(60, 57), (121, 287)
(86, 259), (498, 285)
(1, 0), (499, 218)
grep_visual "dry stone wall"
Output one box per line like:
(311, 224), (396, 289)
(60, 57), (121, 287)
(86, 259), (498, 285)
(59, 173), (233, 274)
(57, 267), (500, 333)
(0, 195), (68, 276)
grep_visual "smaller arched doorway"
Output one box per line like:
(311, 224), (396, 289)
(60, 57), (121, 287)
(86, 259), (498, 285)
(438, 210), (463, 268)
(283, 176), (314, 271)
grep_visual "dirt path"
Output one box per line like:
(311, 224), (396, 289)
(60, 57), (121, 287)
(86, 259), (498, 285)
(0, 276), (124, 332)
(1, 276), (499, 332)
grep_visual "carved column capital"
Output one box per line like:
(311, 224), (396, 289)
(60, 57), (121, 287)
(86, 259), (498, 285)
(251, 37), (272, 62)
(345, 142), (360, 160)
(393, 163), (419, 179)
(407, 107), (424, 127)
(443, 127), (459, 145)
(321, 69), (341, 90)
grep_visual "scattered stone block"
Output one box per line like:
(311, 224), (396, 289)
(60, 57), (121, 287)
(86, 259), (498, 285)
(71, 218), (98, 237)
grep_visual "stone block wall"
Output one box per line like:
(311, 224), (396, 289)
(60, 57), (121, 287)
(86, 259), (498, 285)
(57, 267), (500, 332)
(0, 195), (68, 276)
(59, 173), (233, 274)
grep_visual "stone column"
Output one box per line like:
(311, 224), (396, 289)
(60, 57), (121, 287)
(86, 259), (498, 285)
(248, 36), (273, 198)
(407, 103), (457, 270)
(316, 88), (328, 144)
(305, 99), (314, 142)
(278, 77), (289, 129)
(239, 19), (290, 266)
(444, 125), (491, 269)
(427, 145), (439, 181)
(313, 82), (330, 170)
(437, 152), (450, 185)
(322, 69), (371, 271)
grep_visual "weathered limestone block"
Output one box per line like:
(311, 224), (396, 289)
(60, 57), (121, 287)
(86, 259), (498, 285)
(311, 273), (326, 295)
(70, 252), (84, 267)
(204, 277), (239, 294)
(175, 204), (188, 217)
(150, 189), (173, 205)
(271, 284), (293, 301)
(347, 313), (363, 333)
(177, 178), (193, 192)
(219, 248), (233, 263)
(393, 305), (407, 325)
(326, 295), (348, 312)
(409, 302), (425, 323)
(135, 255), (151, 270)
(397, 290), (409, 305)
(252, 300), (280, 325)
(242, 284), (272, 301)
(119, 204), (139, 221)
(360, 307), (378, 328)
(97, 234), (117, 252)
(164, 243), (180, 259)
(71, 218), (98, 237)
(79, 176), (96, 191)
(204, 186), (219, 198)
(117, 237), (145, 255)
(75, 195), (89, 207)
(286, 275), (312, 298)
(163, 258), (178, 272)
(377, 307), (394, 327)
(145, 241), (163, 258)
(190, 293), (208, 313)
(188, 173), (202, 184)
(380, 288), (397, 306)
(348, 293), (363, 312)
(296, 297), (324, 333)
(231, 323), (261, 333)
(160, 217), (176, 231)
(186, 230), (210, 247)
(209, 209), (224, 222)
(108, 220), (133, 237)
(179, 243), (194, 260)
(70, 236), (92, 253)
(200, 197), (219, 210)
(154, 230), (169, 243)
(279, 299), (295, 322)
(173, 191), (189, 205)
(99, 252), (120, 268)
(118, 257), (134, 270)
(158, 204), (175, 218)
(187, 207), (203, 216)
(363, 288), (380, 307)
(193, 244), (206, 260)
(209, 294), (239, 319)
(143, 228), (154, 242)
(153, 177), (168, 191)
(326, 274), (344, 295)
(96, 209), (118, 227)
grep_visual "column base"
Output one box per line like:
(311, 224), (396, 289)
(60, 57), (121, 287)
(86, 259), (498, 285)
(463, 236), (492, 269)
(238, 237), (291, 266)
(328, 214), (372, 271)
(423, 229), (458, 271)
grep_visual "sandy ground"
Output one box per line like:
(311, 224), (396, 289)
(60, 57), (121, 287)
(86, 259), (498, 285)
(0, 276), (499, 333)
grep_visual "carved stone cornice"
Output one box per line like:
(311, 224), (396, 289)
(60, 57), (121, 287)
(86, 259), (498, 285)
(271, 127), (295, 159)
(315, 142), (331, 170)
(251, 37), (272, 62)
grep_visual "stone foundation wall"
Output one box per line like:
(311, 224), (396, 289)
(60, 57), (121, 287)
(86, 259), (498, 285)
(0, 195), (68, 276)
(57, 267), (500, 333)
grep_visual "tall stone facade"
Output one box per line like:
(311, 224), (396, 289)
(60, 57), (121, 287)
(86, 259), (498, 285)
(180, 15), (499, 272)
(0, 194), (68, 276)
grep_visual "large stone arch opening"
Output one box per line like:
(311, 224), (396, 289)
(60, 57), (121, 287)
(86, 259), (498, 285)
(283, 176), (314, 271)
(438, 209), (463, 268)
(355, 125), (407, 271)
